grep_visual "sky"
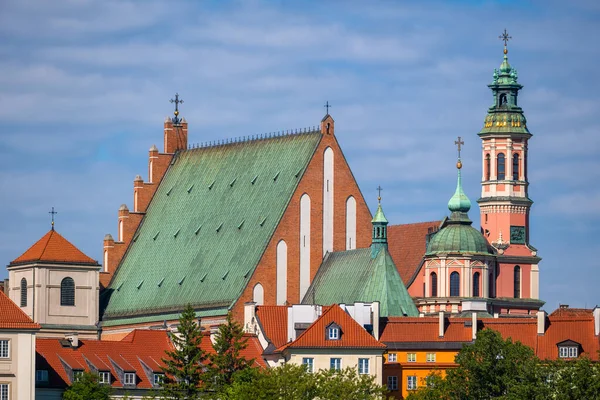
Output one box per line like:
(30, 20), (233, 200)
(0, 0), (598, 310)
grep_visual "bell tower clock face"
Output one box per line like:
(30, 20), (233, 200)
(510, 226), (526, 244)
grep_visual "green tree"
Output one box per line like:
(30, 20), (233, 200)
(160, 304), (208, 399)
(408, 329), (547, 400)
(314, 367), (389, 400)
(62, 372), (112, 400)
(205, 312), (254, 392)
(545, 356), (600, 400)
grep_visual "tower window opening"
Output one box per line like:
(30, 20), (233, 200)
(485, 214), (488, 223)
(473, 272), (480, 297)
(499, 93), (507, 106)
(60, 277), (75, 306)
(485, 154), (491, 181)
(513, 153), (520, 180)
(450, 272), (460, 297)
(497, 153), (505, 180)
(20, 278), (27, 307)
(514, 266), (521, 299)
(430, 272), (437, 297)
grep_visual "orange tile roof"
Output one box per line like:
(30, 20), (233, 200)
(549, 307), (593, 318)
(11, 229), (98, 266)
(0, 290), (40, 330)
(36, 330), (173, 389)
(537, 312), (600, 361)
(381, 317), (473, 343)
(279, 305), (385, 351)
(255, 305), (289, 348)
(480, 318), (538, 349)
(199, 332), (267, 368)
(387, 221), (441, 284)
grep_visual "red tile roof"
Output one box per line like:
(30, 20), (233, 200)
(279, 305), (385, 351)
(255, 305), (289, 348)
(0, 290), (40, 330)
(381, 317), (473, 343)
(199, 332), (267, 368)
(549, 307), (593, 318)
(36, 330), (173, 389)
(538, 312), (599, 361)
(11, 229), (98, 266)
(387, 221), (441, 284)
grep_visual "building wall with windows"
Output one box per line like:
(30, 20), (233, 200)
(287, 349), (383, 382)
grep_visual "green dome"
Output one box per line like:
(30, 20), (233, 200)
(448, 167), (471, 213)
(372, 203), (388, 224)
(426, 224), (490, 255)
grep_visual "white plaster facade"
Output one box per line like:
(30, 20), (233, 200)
(0, 331), (36, 400)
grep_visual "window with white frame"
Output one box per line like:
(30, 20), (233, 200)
(407, 375), (418, 390)
(98, 371), (110, 384)
(559, 346), (578, 358)
(426, 352), (436, 362)
(123, 372), (136, 385)
(388, 353), (397, 362)
(73, 370), (84, 382)
(407, 353), (416, 362)
(330, 358), (342, 371)
(327, 326), (340, 340)
(0, 340), (8, 358)
(36, 370), (49, 382)
(387, 376), (398, 391)
(0, 383), (8, 400)
(302, 358), (314, 373)
(358, 358), (369, 375)
(153, 373), (164, 386)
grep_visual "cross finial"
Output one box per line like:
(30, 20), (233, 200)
(454, 136), (464, 159)
(49, 207), (57, 230)
(499, 29), (512, 50)
(376, 185), (383, 203)
(170, 93), (184, 124)
(324, 101), (331, 115)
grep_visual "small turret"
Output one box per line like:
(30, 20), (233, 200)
(370, 191), (388, 258)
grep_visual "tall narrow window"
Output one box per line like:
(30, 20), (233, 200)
(489, 273), (495, 298)
(20, 278), (27, 307)
(514, 266), (521, 298)
(430, 272), (438, 297)
(497, 153), (505, 180)
(253, 283), (264, 305)
(60, 277), (75, 306)
(485, 154), (491, 180)
(473, 272), (480, 297)
(450, 272), (460, 297)
(512, 153), (519, 180)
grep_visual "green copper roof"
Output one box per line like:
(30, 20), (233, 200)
(302, 247), (419, 317)
(101, 132), (322, 325)
(371, 203), (388, 224)
(447, 167), (471, 213)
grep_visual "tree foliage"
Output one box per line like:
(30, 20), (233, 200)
(220, 364), (389, 400)
(544, 356), (600, 400)
(160, 304), (208, 399)
(62, 372), (112, 400)
(205, 312), (254, 392)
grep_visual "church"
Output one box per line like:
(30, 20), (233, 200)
(5, 39), (542, 340)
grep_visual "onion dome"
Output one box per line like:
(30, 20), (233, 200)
(426, 159), (490, 255)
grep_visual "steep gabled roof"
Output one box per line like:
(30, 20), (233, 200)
(255, 305), (289, 348)
(0, 290), (40, 330)
(10, 229), (98, 266)
(36, 330), (173, 389)
(302, 247), (418, 317)
(387, 221), (441, 284)
(279, 305), (385, 351)
(538, 311), (599, 361)
(102, 132), (322, 326)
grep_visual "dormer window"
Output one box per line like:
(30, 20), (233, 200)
(73, 370), (84, 382)
(153, 373), (164, 386)
(99, 371), (111, 385)
(123, 372), (136, 385)
(558, 340), (580, 358)
(326, 323), (341, 340)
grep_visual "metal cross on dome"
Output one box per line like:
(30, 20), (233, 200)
(49, 207), (57, 230)
(170, 93), (184, 124)
(455, 136), (464, 159)
(499, 29), (512, 47)
(376, 185), (383, 202)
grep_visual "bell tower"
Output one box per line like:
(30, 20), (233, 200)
(478, 30), (542, 306)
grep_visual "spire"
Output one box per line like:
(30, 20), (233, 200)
(371, 187), (389, 258)
(447, 139), (472, 223)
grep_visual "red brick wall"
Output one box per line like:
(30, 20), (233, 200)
(231, 118), (373, 321)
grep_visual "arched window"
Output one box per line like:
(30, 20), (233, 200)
(514, 266), (521, 299)
(430, 272), (437, 297)
(499, 93), (507, 106)
(61, 277), (75, 306)
(497, 153), (505, 180)
(485, 154), (491, 181)
(473, 272), (480, 297)
(253, 283), (264, 305)
(489, 273), (495, 298)
(20, 278), (27, 307)
(450, 272), (460, 297)
(512, 154), (519, 180)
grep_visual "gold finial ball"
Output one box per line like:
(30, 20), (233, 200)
(377, 196), (381, 202)
(504, 47), (508, 55)
(174, 110), (179, 116)
(456, 160), (463, 169)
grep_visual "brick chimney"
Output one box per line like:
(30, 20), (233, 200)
(164, 117), (188, 154)
(537, 310), (547, 335)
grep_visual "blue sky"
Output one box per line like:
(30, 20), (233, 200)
(0, 0), (598, 310)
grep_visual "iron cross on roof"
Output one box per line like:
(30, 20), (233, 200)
(170, 93), (184, 124)
(49, 207), (57, 230)
(499, 28), (512, 47)
(455, 136), (464, 159)
(324, 101), (331, 115)
(376, 185), (383, 202)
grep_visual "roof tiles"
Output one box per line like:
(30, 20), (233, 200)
(11, 229), (97, 266)
(255, 305), (289, 348)
(0, 290), (40, 330)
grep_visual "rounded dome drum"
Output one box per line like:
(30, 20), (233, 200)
(426, 224), (490, 255)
